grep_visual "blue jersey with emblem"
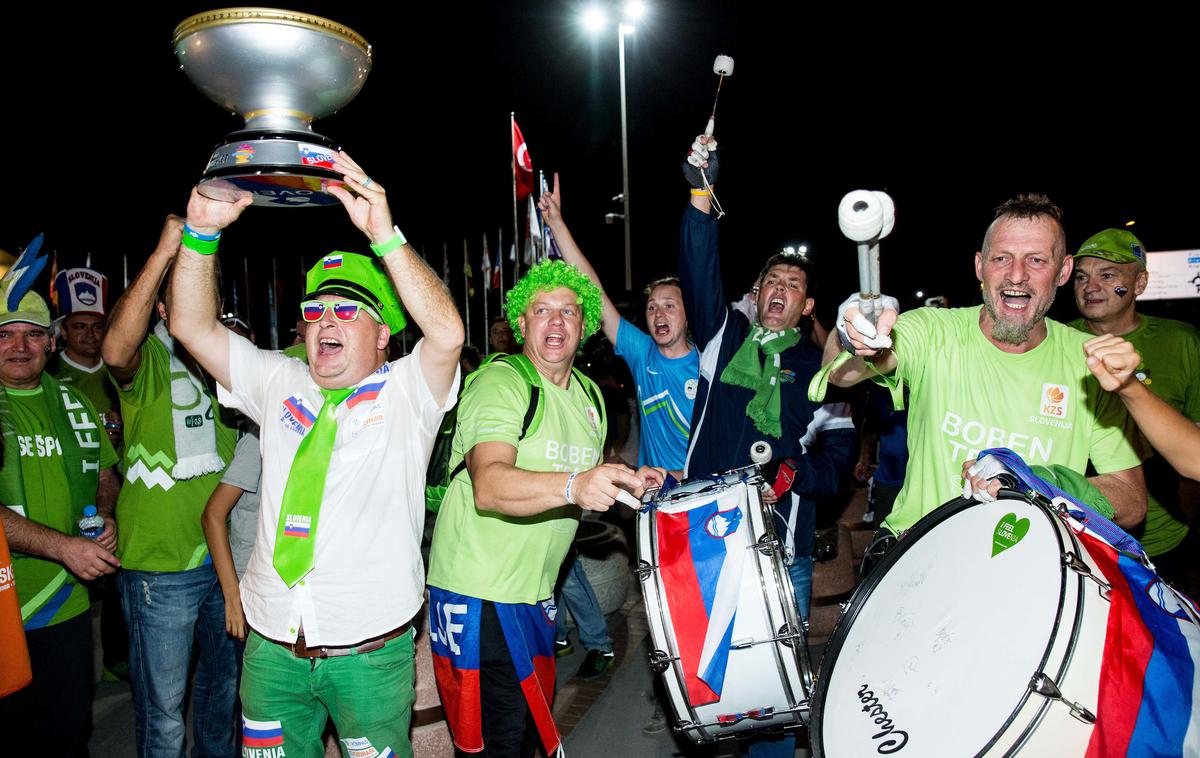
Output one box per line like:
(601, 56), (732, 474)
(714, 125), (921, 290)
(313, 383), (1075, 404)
(615, 318), (698, 471)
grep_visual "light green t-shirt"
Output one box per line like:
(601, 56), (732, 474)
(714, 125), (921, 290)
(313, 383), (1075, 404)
(8, 387), (117, 627)
(427, 361), (606, 604)
(114, 336), (236, 571)
(882, 306), (1144, 535)
(54, 354), (117, 416)
(1069, 314), (1200, 555)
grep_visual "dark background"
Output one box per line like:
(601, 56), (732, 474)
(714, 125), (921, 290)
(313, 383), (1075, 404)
(2, 3), (1196, 346)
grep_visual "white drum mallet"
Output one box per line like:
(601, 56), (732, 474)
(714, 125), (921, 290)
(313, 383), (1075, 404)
(837, 190), (895, 326)
(687, 55), (734, 218)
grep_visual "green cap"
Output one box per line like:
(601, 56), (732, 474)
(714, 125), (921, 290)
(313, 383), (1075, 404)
(0, 291), (52, 328)
(1075, 229), (1147, 270)
(304, 252), (407, 333)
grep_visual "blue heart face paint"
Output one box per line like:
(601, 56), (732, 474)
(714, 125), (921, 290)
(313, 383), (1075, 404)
(1114, 286), (1129, 297)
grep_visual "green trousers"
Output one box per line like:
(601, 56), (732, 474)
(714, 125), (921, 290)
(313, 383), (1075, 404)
(240, 630), (415, 758)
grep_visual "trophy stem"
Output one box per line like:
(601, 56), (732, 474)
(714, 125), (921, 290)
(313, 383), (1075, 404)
(243, 108), (314, 132)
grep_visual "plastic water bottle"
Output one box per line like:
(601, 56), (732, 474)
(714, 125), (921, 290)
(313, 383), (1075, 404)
(78, 505), (105, 539)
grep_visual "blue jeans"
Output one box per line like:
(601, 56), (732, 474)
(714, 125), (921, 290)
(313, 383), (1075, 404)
(554, 557), (612, 652)
(119, 564), (238, 758)
(788, 556), (813, 623)
(745, 556), (813, 758)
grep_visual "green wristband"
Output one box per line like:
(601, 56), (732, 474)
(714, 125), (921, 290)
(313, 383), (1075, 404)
(181, 234), (219, 256)
(369, 225), (407, 257)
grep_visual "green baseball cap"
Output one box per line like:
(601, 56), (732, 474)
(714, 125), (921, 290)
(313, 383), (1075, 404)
(0, 291), (52, 328)
(304, 252), (406, 333)
(1075, 229), (1147, 270)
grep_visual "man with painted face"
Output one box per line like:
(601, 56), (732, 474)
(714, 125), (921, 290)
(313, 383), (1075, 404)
(0, 291), (120, 754)
(822, 195), (1147, 552)
(427, 259), (663, 757)
(168, 151), (464, 758)
(1070, 229), (1200, 596)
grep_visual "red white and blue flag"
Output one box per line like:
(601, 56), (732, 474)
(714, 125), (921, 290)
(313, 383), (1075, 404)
(429, 587), (561, 755)
(346, 379), (387, 410)
(242, 717), (284, 749)
(655, 491), (749, 706)
(1081, 530), (1200, 757)
(323, 254), (343, 269)
(283, 395), (316, 430)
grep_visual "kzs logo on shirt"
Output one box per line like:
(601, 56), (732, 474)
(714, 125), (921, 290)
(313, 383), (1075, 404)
(1040, 383), (1070, 418)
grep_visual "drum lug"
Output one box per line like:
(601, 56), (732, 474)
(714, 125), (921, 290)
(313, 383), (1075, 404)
(648, 648), (677, 674)
(1030, 672), (1097, 724)
(636, 559), (657, 582)
(777, 623), (802, 649)
(1062, 551), (1113, 599)
(754, 533), (779, 557)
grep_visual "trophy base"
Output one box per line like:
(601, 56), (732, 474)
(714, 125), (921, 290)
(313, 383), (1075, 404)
(198, 130), (347, 208)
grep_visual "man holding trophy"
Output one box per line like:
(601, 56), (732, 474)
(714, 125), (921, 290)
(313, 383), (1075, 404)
(170, 150), (462, 757)
(169, 11), (463, 757)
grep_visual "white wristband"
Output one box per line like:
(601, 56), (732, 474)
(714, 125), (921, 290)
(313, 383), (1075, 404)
(565, 471), (578, 505)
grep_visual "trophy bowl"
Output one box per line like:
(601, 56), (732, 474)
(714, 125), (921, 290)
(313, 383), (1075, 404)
(174, 8), (372, 208)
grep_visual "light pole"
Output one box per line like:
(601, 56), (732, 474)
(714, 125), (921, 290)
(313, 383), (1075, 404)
(618, 22), (632, 292)
(583, 2), (645, 293)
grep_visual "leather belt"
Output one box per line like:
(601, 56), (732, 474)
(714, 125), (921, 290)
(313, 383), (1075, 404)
(265, 621), (412, 659)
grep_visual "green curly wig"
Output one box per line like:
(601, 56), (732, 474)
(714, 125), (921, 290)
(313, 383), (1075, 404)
(505, 260), (603, 345)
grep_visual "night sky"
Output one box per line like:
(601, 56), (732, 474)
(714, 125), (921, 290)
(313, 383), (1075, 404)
(3, 3), (1196, 346)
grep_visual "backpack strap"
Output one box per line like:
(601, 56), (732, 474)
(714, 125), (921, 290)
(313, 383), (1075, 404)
(447, 354), (541, 483)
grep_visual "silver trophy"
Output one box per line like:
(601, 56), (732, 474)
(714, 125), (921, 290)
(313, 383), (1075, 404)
(174, 8), (372, 208)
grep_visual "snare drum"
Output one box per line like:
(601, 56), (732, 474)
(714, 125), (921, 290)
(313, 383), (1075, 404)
(637, 468), (813, 743)
(811, 490), (1200, 757)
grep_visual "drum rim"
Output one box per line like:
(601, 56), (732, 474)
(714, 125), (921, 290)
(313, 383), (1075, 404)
(809, 490), (1079, 757)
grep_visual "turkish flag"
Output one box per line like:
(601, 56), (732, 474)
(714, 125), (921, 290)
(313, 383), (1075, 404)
(513, 120), (534, 200)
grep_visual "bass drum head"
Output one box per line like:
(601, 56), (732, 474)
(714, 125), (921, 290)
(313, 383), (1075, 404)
(811, 495), (1070, 757)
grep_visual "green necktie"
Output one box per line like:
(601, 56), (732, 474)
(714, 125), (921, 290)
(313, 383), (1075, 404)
(273, 387), (353, 588)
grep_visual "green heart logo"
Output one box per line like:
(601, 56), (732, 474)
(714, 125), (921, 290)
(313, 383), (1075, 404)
(992, 513), (1030, 557)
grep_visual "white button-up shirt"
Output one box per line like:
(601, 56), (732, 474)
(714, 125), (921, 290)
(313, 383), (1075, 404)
(219, 335), (458, 646)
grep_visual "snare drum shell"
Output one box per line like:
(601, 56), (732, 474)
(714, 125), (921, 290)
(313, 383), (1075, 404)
(637, 474), (813, 743)
(811, 494), (1107, 757)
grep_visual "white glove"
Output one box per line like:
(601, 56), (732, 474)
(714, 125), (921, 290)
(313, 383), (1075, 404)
(962, 455), (1012, 502)
(686, 135), (718, 168)
(836, 293), (898, 351)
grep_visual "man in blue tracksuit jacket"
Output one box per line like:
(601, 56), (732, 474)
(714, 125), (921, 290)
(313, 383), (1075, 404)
(679, 131), (856, 757)
(679, 134), (856, 620)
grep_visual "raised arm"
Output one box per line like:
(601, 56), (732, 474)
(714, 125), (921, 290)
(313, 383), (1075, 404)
(538, 174), (620, 344)
(167, 189), (254, 390)
(102, 216), (185, 384)
(1085, 333), (1200, 479)
(677, 134), (729, 347)
(821, 329), (898, 387)
(328, 152), (463, 404)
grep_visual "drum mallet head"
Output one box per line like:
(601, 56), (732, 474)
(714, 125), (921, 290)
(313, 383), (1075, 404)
(750, 441), (773, 465)
(705, 54), (735, 137)
(838, 190), (895, 242)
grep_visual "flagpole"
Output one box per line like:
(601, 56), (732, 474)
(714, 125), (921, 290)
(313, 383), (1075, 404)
(482, 243), (490, 355)
(498, 223), (505, 299)
(462, 238), (471, 347)
(511, 112), (520, 282)
(268, 257), (279, 349)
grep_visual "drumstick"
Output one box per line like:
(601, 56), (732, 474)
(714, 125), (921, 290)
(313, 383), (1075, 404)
(837, 190), (895, 326)
(615, 489), (642, 509)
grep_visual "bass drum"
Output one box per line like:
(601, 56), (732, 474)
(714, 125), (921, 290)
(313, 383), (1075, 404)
(811, 492), (1114, 756)
(637, 469), (813, 743)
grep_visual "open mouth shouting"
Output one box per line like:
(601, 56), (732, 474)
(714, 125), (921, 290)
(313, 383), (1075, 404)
(766, 295), (786, 316)
(653, 318), (672, 338)
(998, 288), (1033, 312)
(318, 336), (344, 357)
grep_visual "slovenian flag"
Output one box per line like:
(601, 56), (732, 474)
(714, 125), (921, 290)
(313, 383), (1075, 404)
(323, 254), (343, 269)
(283, 515), (311, 538)
(242, 717), (284, 749)
(283, 395), (316, 430)
(655, 488), (749, 705)
(346, 379), (387, 410)
(1081, 529), (1200, 757)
